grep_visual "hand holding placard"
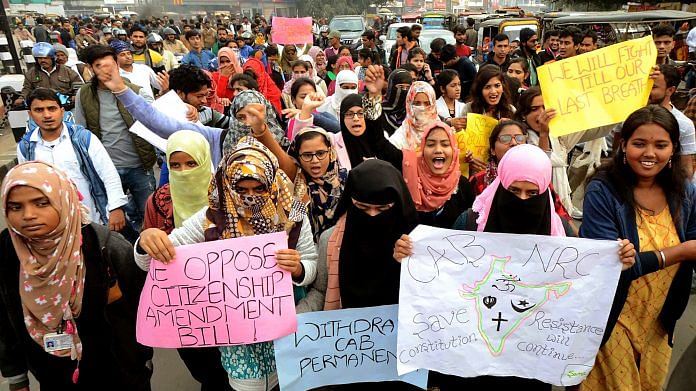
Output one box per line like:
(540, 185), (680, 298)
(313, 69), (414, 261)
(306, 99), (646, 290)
(537, 36), (656, 137)
(136, 231), (297, 348)
(274, 305), (428, 390)
(455, 113), (498, 177)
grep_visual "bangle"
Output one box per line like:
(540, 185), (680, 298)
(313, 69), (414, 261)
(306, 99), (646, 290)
(659, 250), (666, 269)
(253, 124), (268, 138)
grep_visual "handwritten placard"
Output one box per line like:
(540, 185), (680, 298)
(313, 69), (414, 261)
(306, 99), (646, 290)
(271, 17), (313, 45)
(136, 231), (297, 348)
(455, 113), (498, 177)
(397, 225), (622, 386)
(537, 36), (656, 137)
(274, 305), (428, 390)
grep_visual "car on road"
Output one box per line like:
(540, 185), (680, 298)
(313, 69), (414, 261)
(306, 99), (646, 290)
(330, 15), (367, 48)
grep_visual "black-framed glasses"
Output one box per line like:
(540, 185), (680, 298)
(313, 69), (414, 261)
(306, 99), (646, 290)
(343, 111), (365, 119)
(497, 134), (527, 144)
(299, 150), (330, 162)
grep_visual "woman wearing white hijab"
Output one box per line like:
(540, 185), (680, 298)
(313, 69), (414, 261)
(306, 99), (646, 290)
(316, 70), (359, 120)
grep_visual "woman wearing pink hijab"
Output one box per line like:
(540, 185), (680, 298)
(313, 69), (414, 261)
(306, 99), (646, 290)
(388, 81), (439, 150)
(209, 47), (243, 112)
(308, 46), (327, 79)
(464, 143), (568, 236)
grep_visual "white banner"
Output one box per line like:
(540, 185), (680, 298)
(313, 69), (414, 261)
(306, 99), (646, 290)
(396, 225), (622, 386)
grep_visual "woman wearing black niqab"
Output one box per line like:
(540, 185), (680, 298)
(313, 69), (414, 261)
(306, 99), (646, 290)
(336, 159), (418, 308)
(339, 94), (403, 170)
(382, 69), (413, 135)
(316, 158), (420, 389)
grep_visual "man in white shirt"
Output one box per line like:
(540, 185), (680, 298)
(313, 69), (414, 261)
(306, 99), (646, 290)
(17, 87), (128, 231)
(686, 25), (696, 59)
(110, 40), (159, 99)
(241, 16), (253, 35)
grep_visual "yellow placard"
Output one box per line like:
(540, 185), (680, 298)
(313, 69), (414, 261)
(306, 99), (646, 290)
(456, 113), (499, 177)
(537, 36), (656, 137)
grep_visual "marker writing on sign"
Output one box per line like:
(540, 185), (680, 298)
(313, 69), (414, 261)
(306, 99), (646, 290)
(142, 240), (294, 346)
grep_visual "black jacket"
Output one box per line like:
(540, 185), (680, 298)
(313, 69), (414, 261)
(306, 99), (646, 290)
(512, 47), (542, 85)
(484, 52), (510, 72)
(539, 49), (557, 65)
(0, 224), (151, 391)
(426, 53), (445, 80)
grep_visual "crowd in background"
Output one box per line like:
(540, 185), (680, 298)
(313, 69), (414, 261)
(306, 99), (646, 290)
(1, 9), (696, 391)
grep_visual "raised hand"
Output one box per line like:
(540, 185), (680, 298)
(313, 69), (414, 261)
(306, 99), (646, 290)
(537, 108), (557, 135)
(156, 70), (169, 93)
(364, 65), (386, 97)
(242, 102), (267, 135)
(302, 92), (325, 111)
(281, 108), (301, 119)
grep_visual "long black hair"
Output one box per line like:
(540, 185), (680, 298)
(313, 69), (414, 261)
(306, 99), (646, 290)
(468, 64), (515, 119)
(592, 105), (687, 221)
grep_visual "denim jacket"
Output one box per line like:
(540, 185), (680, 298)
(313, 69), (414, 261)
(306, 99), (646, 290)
(580, 175), (696, 345)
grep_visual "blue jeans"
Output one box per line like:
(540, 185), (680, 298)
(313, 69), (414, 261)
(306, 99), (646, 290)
(117, 167), (156, 235)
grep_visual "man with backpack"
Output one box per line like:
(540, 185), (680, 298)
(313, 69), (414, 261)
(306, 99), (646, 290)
(17, 87), (128, 231)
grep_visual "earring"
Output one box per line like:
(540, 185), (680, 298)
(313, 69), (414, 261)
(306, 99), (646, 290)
(623, 154), (627, 165)
(669, 159), (672, 168)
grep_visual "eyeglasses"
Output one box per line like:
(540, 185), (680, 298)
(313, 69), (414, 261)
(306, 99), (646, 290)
(343, 111), (365, 119)
(299, 150), (330, 162)
(497, 134), (527, 144)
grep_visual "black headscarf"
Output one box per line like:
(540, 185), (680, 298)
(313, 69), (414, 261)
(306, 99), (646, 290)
(382, 69), (412, 135)
(483, 183), (552, 235)
(336, 159), (419, 308)
(340, 94), (376, 168)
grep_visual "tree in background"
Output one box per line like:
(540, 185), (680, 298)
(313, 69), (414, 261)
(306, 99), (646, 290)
(297, 0), (388, 19)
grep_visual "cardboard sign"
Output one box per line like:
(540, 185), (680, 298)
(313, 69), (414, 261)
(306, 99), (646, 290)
(136, 231), (297, 348)
(537, 36), (656, 137)
(271, 17), (314, 45)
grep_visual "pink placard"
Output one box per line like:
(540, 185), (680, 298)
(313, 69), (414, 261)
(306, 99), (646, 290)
(271, 17), (313, 45)
(136, 231), (297, 348)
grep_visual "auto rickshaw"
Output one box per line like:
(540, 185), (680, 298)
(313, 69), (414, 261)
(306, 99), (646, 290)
(549, 9), (696, 47)
(476, 17), (540, 62)
(421, 11), (457, 31)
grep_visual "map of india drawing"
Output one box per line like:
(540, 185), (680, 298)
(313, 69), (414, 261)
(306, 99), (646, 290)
(460, 257), (571, 355)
